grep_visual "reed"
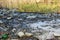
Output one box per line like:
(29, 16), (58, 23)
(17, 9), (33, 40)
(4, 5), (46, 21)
(0, 0), (60, 13)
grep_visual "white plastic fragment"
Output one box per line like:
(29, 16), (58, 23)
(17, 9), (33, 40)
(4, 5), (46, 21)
(17, 31), (24, 37)
(12, 28), (16, 32)
(25, 32), (33, 37)
(17, 31), (33, 37)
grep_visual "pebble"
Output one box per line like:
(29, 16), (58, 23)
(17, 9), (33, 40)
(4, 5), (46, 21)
(7, 17), (12, 19)
(0, 20), (3, 23)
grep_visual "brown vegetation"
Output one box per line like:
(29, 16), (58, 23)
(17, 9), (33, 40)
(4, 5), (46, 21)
(0, 0), (60, 12)
(0, 0), (60, 8)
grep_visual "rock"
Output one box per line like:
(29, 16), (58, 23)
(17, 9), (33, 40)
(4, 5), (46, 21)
(7, 17), (12, 19)
(17, 31), (24, 37)
(17, 31), (33, 37)
(0, 20), (3, 23)
(19, 36), (39, 40)
(54, 33), (60, 40)
(25, 32), (33, 37)
(12, 28), (16, 32)
(18, 18), (23, 21)
(54, 33), (60, 36)
(46, 32), (55, 40)
(11, 39), (19, 40)
(26, 16), (36, 19)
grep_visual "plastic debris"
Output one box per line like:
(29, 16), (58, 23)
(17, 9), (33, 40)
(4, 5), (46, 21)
(17, 31), (24, 37)
(25, 32), (33, 37)
(2, 34), (8, 39)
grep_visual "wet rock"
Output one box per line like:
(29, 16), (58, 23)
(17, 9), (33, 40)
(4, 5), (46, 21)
(54, 33), (60, 40)
(0, 20), (3, 23)
(7, 38), (18, 40)
(12, 28), (16, 32)
(7, 17), (12, 20)
(1, 8), (60, 40)
(18, 18), (23, 21)
(46, 32), (55, 40)
(19, 36), (39, 40)
(26, 16), (36, 19)
(54, 33), (60, 37)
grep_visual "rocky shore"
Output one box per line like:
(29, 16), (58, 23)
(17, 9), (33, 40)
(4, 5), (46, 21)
(0, 8), (60, 40)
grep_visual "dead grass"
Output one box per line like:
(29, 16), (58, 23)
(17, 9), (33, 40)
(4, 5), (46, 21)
(0, 0), (60, 13)
(18, 3), (60, 13)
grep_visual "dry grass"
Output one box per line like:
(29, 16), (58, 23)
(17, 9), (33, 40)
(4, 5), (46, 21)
(0, 0), (60, 13)
(18, 3), (60, 13)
